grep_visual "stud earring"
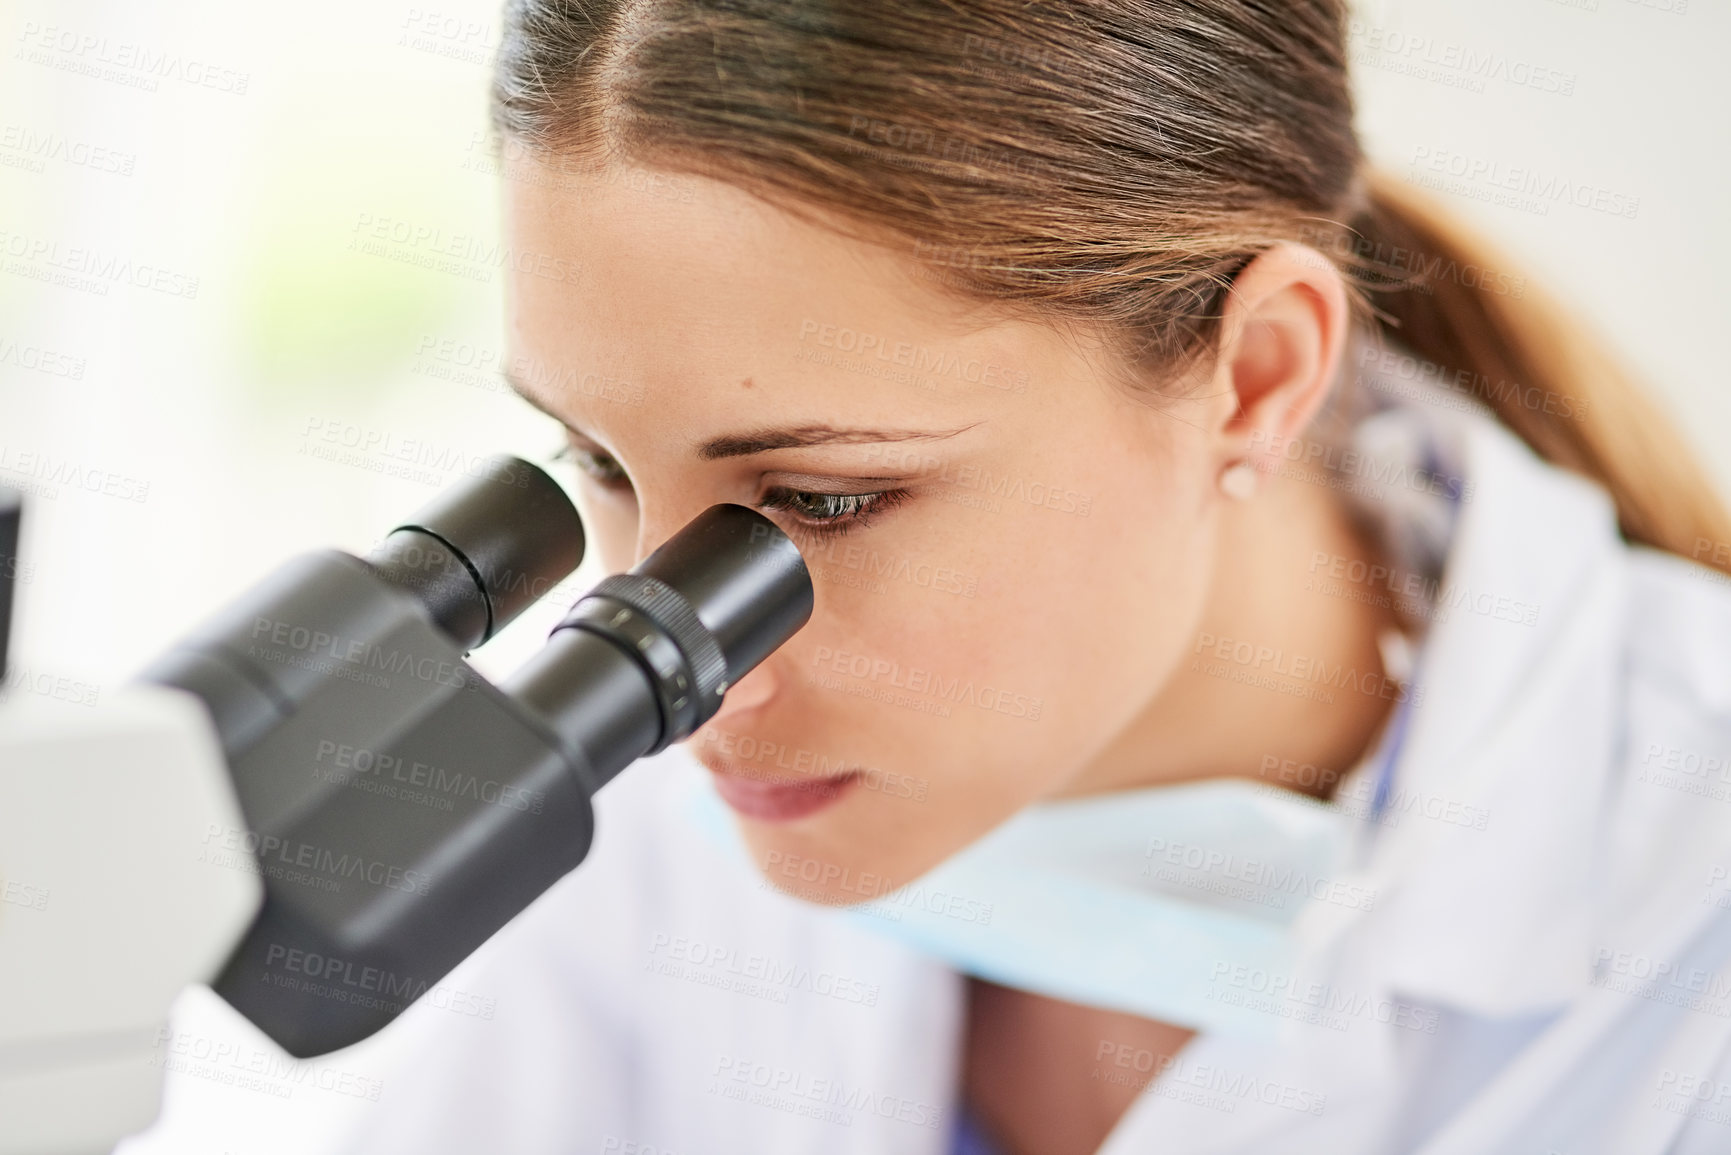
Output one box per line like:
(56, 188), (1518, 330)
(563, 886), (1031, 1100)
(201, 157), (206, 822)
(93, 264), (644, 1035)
(1218, 459), (1259, 501)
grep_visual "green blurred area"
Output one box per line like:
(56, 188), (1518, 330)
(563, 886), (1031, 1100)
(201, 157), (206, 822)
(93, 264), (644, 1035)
(230, 38), (502, 399)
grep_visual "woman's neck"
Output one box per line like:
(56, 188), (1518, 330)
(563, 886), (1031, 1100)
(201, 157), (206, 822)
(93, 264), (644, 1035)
(1059, 464), (1400, 800)
(963, 976), (1195, 1155)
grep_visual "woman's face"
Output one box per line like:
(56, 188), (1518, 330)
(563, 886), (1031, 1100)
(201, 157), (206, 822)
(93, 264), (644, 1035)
(503, 161), (1230, 904)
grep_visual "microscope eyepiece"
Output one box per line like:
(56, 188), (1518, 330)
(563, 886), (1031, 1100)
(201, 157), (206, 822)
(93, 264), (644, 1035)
(508, 504), (812, 772)
(366, 456), (584, 650)
(631, 503), (816, 686)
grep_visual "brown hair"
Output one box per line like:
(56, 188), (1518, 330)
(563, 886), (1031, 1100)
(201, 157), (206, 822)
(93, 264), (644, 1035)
(491, 0), (1731, 573)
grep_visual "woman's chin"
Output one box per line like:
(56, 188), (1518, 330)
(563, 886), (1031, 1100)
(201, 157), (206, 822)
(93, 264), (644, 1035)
(737, 823), (919, 909)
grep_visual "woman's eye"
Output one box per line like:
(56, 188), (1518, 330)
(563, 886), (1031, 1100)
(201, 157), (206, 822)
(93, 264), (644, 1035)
(759, 487), (909, 537)
(554, 442), (631, 489)
(550, 443), (904, 535)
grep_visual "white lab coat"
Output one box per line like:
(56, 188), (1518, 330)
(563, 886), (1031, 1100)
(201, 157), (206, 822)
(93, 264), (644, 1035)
(333, 384), (1731, 1155)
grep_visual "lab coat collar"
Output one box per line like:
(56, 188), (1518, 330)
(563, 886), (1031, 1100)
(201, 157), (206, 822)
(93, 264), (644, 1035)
(1345, 405), (1628, 1018)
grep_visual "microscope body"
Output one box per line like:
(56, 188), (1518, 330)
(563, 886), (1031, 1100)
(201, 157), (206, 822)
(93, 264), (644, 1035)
(0, 685), (261, 1155)
(149, 546), (607, 1057)
(0, 457), (813, 1151)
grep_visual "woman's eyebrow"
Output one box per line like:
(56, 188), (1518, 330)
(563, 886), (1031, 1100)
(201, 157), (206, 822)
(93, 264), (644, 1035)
(697, 422), (981, 461)
(503, 371), (981, 459)
(504, 373), (587, 435)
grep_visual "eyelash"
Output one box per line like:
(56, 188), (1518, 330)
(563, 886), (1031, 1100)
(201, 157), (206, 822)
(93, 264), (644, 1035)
(554, 442), (629, 487)
(552, 443), (909, 538)
(759, 487), (910, 538)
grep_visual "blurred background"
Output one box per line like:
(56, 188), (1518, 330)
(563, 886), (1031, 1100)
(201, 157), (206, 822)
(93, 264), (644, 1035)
(0, 0), (1722, 1149)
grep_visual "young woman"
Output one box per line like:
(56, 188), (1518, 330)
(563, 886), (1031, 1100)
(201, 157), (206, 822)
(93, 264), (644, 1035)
(341, 2), (1731, 1152)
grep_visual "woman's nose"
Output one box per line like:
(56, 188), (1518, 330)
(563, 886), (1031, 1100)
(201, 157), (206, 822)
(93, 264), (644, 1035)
(631, 521), (676, 570)
(630, 501), (712, 569)
(707, 660), (780, 724)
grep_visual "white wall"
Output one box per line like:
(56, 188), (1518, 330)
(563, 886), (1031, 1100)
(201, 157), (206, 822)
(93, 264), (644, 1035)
(1349, 0), (1729, 494)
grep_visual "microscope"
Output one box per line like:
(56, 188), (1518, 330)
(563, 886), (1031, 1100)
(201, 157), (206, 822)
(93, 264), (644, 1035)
(0, 458), (813, 1154)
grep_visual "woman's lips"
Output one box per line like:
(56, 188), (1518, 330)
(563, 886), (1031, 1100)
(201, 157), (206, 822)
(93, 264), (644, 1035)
(703, 758), (862, 822)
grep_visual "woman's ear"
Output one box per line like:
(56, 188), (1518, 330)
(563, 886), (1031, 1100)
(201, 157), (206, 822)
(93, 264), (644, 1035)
(1205, 243), (1352, 494)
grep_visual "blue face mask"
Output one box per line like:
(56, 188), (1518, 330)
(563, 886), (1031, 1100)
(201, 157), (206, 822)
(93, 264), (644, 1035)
(682, 767), (1391, 1040)
(839, 778), (1369, 1038)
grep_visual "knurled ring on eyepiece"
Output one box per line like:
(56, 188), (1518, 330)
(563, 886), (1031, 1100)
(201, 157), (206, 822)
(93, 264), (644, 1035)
(588, 573), (729, 723)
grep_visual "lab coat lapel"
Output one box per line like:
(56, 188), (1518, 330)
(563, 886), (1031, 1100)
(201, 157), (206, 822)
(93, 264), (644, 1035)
(1361, 412), (1625, 1016)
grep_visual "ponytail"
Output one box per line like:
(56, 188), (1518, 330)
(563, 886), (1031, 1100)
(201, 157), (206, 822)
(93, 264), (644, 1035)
(1344, 167), (1731, 576)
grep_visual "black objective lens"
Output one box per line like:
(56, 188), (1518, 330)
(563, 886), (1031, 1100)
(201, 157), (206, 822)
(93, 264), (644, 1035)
(508, 504), (812, 781)
(0, 487), (20, 683)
